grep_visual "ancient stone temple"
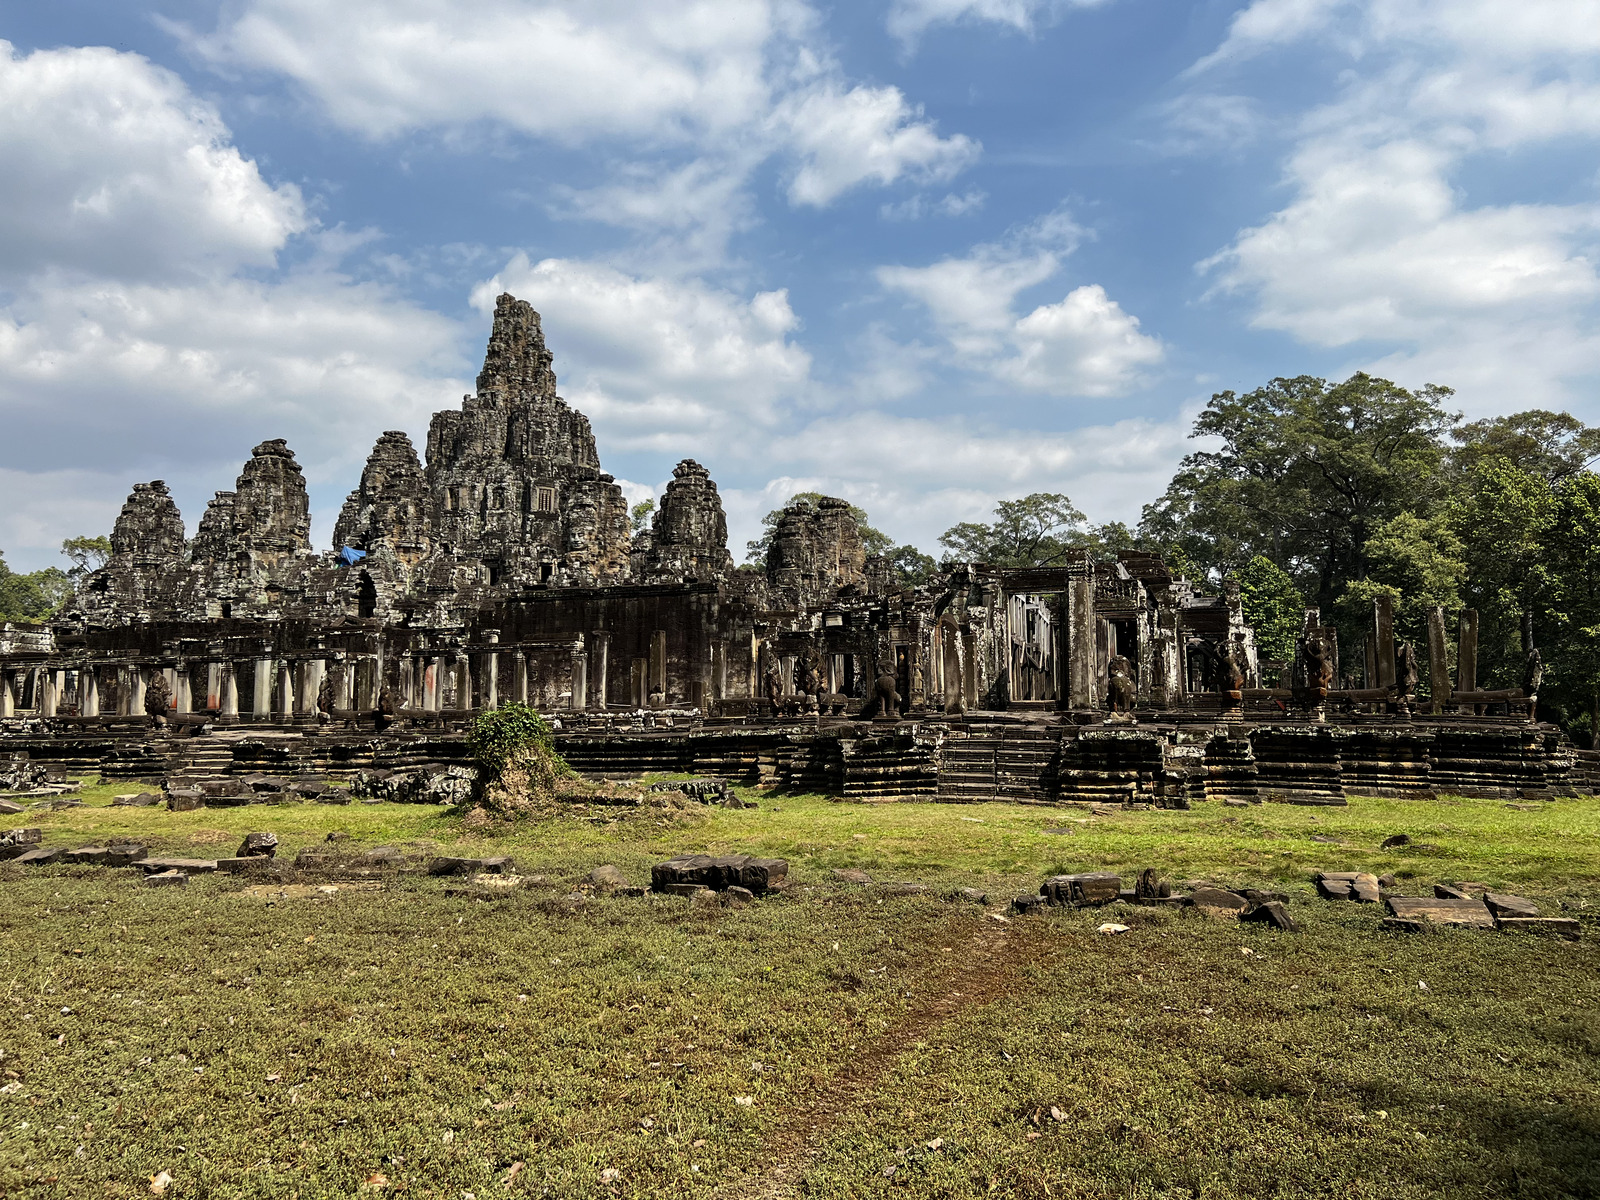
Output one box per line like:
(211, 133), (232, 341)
(0, 295), (1586, 806)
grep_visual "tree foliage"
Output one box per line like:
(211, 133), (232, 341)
(0, 551), (71, 623)
(1236, 556), (1304, 664)
(938, 493), (1089, 567)
(61, 535), (112, 577)
(629, 500), (655, 535)
(467, 703), (570, 782)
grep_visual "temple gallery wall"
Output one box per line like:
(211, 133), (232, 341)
(0, 295), (1584, 806)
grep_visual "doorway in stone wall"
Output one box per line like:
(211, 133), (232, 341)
(895, 645), (911, 715)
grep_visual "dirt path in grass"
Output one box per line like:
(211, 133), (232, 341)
(715, 913), (1053, 1200)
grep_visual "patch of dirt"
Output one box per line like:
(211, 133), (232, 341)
(717, 917), (1054, 1199)
(187, 829), (233, 845)
(241, 882), (384, 900)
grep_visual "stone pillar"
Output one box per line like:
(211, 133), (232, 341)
(483, 631), (500, 710)
(40, 669), (57, 717)
(1457, 609), (1478, 700)
(130, 667), (147, 718)
(1373, 594), (1396, 690)
(1067, 575), (1098, 710)
(963, 630), (980, 711)
(399, 657), (414, 710)
(714, 642), (728, 701)
(174, 666), (192, 715)
(206, 662), (222, 710)
(81, 666), (100, 718)
(630, 659), (647, 708)
(649, 630), (667, 702)
(571, 650), (587, 711)
(221, 662), (239, 720)
(337, 658), (354, 713)
(428, 656), (444, 711)
(0, 669), (14, 719)
(512, 650), (529, 706)
(455, 654), (471, 711)
(591, 634), (609, 710)
(253, 658), (273, 718)
(278, 661), (295, 720)
(1426, 606), (1450, 714)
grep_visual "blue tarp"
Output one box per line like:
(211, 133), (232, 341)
(337, 546), (367, 567)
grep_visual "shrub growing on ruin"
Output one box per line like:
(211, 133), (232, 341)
(467, 704), (576, 819)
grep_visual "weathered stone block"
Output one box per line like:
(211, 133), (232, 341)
(104, 844), (148, 867)
(1241, 900), (1297, 931)
(144, 870), (188, 888)
(1483, 892), (1539, 918)
(428, 855), (515, 876)
(651, 854), (788, 895)
(0, 800), (25, 815)
(140, 858), (218, 875)
(65, 846), (111, 865)
(13, 846), (64, 866)
(1384, 896), (1495, 928)
(1190, 887), (1250, 914)
(1496, 917), (1580, 938)
(238, 832), (279, 858)
(1040, 873), (1122, 906)
(167, 791), (204, 812)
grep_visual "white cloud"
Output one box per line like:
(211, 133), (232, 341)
(0, 40), (305, 281)
(1195, 1), (1600, 412)
(878, 213), (1162, 395)
(880, 190), (987, 221)
(0, 43), (467, 569)
(472, 254), (812, 450)
(886, 0), (1110, 46)
(777, 82), (979, 206)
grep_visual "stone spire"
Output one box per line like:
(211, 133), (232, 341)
(108, 481), (186, 564)
(641, 459), (735, 582)
(188, 491), (236, 563)
(333, 430), (433, 565)
(230, 439), (311, 566)
(767, 496), (867, 606)
(474, 292), (558, 405)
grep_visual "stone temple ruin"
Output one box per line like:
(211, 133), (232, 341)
(0, 294), (1591, 804)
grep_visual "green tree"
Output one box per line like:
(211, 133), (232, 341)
(0, 552), (71, 622)
(1449, 410), (1600, 485)
(61, 534), (112, 577)
(938, 493), (1088, 567)
(1337, 512), (1467, 646)
(1138, 373), (1457, 609)
(1236, 556), (1304, 664)
(1529, 471), (1600, 745)
(886, 544), (937, 588)
(629, 500), (655, 535)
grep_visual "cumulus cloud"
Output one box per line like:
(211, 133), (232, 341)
(473, 254), (811, 450)
(184, 0), (979, 238)
(878, 213), (1163, 395)
(886, 0), (1111, 46)
(1195, 0), (1600, 412)
(0, 40), (306, 281)
(0, 43), (467, 568)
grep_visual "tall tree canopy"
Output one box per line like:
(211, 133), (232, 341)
(0, 552), (71, 623)
(1139, 373), (1457, 613)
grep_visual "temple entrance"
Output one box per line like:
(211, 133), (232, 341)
(1006, 592), (1060, 704)
(895, 645), (911, 715)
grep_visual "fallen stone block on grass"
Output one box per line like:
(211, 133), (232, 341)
(1241, 901), (1297, 931)
(1384, 896), (1495, 929)
(651, 854), (788, 895)
(111, 793), (162, 807)
(1316, 872), (1380, 903)
(0, 799), (26, 815)
(144, 870), (188, 888)
(0, 828), (43, 859)
(1190, 887), (1250, 916)
(1011, 894), (1045, 915)
(104, 844), (148, 867)
(65, 846), (111, 865)
(166, 791), (204, 812)
(365, 847), (407, 867)
(139, 858), (218, 875)
(585, 864), (629, 890)
(217, 856), (277, 874)
(427, 855), (516, 876)
(1040, 873), (1121, 907)
(238, 832), (279, 859)
(955, 887), (989, 905)
(13, 846), (64, 866)
(1484, 892), (1539, 919)
(1433, 883), (1472, 900)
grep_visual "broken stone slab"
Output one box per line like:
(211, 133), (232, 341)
(955, 886), (990, 905)
(104, 844), (148, 867)
(111, 793), (163, 807)
(585, 864), (629, 890)
(13, 846), (65, 866)
(724, 885), (756, 905)
(1433, 884), (1472, 900)
(238, 832), (279, 859)
(1241, 901), (1297, 931)
(1316, 872), (1380, 903)
(364, 847), (406, 867)
(1040, 873), (1122, 907)
(1011, 894), (1045, 915)
(65, 846), (112, 865)
(0, 799), (25, 815)
(651, 854), (788, 895)
(427, 855), (516, 877)
(144, 870), (188, 888)
(1190, 887), (1250, 915)
(204, 794), (257, 808)
(316, 792), (352, 805)
(1134, 868), (1173, 900)
(166, 791), (204, 812)
(1496, 917), (1580, 939)
(658, 882), (710, 898)
(139, 858), (219, 875)
(832, 868), (874, 885)
(293, 852), (332, 870)
(1484, 893), (1540, 919)
(1384, 896), (1496, 928)
(1240, 887), (1290, 905)
(0, 828), (43, 859)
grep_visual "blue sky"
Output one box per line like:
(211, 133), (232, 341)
(2, 0), (1598, 569)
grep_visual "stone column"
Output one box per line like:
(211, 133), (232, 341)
(571, 648), (587, 711)
(278, 661), (295, 720)
(174, 666), (192, 715)
(428, 656), (444, 710)
(251, 658), (271, 718)
(649, 630), (667, 702)
(1373, 594), (1397, 690)
(1426, 606), (1449, 714)
(206, 662), (222, 710)
(81, 666), (100, 718)
(40, 668), (57, 717)
(130, 667), (147, 718)
(591, 634), (609, 710)
(1457, 609), (1478, 703)
(1067, 575), (1097, 710)
(0, 669), (14, 719)
(714, 642), (729, 701)
(512, 650), (529, 706)
(483, 631), (500, 710)
(221, 662), (239, 720)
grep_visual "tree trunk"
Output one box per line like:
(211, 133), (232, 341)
(1591, 689), (1599, 752)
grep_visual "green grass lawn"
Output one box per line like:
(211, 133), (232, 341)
(3, 781), (1598, 1198)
